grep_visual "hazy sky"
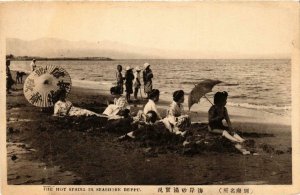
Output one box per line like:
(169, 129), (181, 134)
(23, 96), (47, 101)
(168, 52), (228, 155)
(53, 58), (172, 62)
(1, 2), (298, 58)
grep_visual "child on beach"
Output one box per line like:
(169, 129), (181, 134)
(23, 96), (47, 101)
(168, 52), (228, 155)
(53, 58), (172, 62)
(162, 90), (191, 136)
(115, 64), (124, 95)
(118, 110), (159, 140)
(125, 66), (135, 102)
(119, 89), (163, 140)
(143, 89), (162, 120)
(133, 66), (142, 100)
(142, 63), (153, 99)
(132, 89), (162, 123)
(6, 59), (14, 94)
(208, 91), (250, 155)
(54, 90), (101, 117)
(30, 59), (37, 72)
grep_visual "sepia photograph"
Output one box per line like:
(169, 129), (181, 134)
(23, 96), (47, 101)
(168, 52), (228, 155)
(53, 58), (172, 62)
(1, 2), (299, 195)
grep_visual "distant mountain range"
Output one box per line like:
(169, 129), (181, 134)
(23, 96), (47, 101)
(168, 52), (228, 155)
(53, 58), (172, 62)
(6, 37), (289, 59)
(6, 38), (167, 59)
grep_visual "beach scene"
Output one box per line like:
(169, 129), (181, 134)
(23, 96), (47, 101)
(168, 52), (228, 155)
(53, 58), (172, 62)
(6, 57), (292, 185)
(2, 2), (297, 191)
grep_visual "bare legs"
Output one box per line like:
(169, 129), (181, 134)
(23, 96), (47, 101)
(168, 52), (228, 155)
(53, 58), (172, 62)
(208, 127), (249, 155)
(208, 126), (245, 142)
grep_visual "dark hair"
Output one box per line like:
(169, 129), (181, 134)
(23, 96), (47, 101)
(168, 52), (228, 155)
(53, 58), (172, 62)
(173, 90), (184, 102)
(55, 89), (67, 102)
(110, 86), (122, 95)
(117, 64), (122, 70)
(117, 109), (130, 118)
(149, 89), (160, 100)
(146, 110), (158, 123)
(214, 91), (228, 105)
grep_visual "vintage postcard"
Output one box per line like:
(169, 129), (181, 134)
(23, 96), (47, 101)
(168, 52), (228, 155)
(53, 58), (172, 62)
(0, 2), (299, 195)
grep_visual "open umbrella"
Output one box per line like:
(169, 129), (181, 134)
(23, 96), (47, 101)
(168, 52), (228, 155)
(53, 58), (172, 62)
(188, 79), (222, 110)
(24, 65), (71, 107)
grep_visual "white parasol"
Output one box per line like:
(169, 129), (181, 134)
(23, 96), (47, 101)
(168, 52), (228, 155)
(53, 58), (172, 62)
(23, 65), (72, 107)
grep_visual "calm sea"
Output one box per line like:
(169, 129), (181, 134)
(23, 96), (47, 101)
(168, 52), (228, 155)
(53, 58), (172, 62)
(10, 59), (291, 115)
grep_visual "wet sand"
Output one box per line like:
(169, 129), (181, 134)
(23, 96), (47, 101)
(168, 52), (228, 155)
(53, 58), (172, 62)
(6, 72), (292, 185)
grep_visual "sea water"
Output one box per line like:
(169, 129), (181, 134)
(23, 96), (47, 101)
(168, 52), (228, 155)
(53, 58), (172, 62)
(10, 59), (291, 116)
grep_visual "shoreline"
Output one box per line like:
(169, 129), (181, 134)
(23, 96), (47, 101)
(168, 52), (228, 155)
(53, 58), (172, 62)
(9, 61), (291, 122)
(6, 71), (292, 185)
(72, 84), (292, 128)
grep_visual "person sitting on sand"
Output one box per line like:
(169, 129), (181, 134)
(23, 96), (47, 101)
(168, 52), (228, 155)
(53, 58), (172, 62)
(143, 89), (162, 120)
(208, 91), (250, 155)
(162, 90), (191, 136)
(132, 89), (161, 123)
(103, 96), (131, 120)
(118, 110), (159, 140)
(54, 89), (101, 117)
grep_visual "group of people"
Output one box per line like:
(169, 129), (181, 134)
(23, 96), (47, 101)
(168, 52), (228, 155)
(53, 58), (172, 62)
(6, 58), (249, 155)
(113, 62), (153, 102)
(54, 83), (250, 155)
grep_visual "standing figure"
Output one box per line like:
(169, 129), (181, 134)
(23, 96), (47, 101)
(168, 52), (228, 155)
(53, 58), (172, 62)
(30, 59), (37, 72)
(133, 66), (142, 100)
(125, 66), (134, 102)
(115, 64), (124, 95)
(6, 59), (14, 94)
(142, 62), (153, 98)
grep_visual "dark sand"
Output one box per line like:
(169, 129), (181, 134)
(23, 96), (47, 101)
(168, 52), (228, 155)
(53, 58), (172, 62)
(6, 72), (292, 185)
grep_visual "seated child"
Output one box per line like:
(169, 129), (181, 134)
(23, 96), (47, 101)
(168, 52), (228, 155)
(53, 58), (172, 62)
(143, 89), (162, 119)
(118, 110), (159, 140)
(132, 89), (161, 123)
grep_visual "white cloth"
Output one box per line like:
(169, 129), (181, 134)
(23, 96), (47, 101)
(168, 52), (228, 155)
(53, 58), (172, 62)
(30, 61), (37, 72)
(54, 100), (100, 117)
(163, 101), (190, 133)
(103, 104), (121, 116)
(167, 101), (184, 117)
(143, 99), (161, 119)
(162, 117), (177, 133)
(54, 100), (73, 116)
(133, 71), (141, 88)
(103, 96), (130, 118)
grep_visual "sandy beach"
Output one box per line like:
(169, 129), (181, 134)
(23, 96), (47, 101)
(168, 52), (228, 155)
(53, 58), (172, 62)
(6, 71), (291, 185)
